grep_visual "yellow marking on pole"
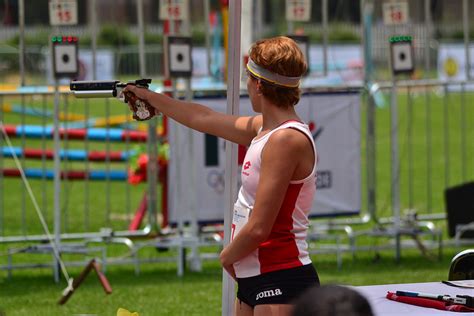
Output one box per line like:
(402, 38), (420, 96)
(222, 4), (229, 82)
(0, 85), (19, 91)
(0, 104), (13, 112)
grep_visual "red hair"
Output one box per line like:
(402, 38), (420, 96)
(248, 36), (307, 107)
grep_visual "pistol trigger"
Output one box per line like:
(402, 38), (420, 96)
(116, 87), (126, 102)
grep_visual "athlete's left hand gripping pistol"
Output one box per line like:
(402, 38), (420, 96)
(70, 78), (158, 121)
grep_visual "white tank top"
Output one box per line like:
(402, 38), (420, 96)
(231, 120), (318, 278)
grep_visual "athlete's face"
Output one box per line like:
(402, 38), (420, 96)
(246, 71), (262, 113)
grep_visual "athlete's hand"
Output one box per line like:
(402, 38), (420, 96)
(223, 263), (236, 281)
(122, 85), (157, 121)
(220, 249), (236, 281)
(122, 84), (150, 102)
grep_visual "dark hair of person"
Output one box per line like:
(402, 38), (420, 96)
(291, 284), (374, 316)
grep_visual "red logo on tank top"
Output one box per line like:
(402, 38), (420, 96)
(242, 161), (251, 176)
(243, 161), (251, 170)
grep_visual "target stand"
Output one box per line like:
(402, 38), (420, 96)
(58, 258), (112, 305)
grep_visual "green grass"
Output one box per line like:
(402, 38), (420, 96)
(0, 95), (160, 235)
(0, 247), (463, 316)
(0, 89), (474, 315)
(361, 88), (474, 215)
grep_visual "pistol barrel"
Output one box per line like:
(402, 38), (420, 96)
(70, 80), (119, 91)
(72, 90), (116, 98)
(70, 79), (152, 99)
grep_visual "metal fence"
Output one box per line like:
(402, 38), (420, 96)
(0, 91), (149, 239)
(368, 79), (474, 219)
(1, 0), (473, 278)
(1, 78), (473, 276)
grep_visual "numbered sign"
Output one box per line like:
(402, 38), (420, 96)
(383, 1), (409, 25)
(49, 0), (78, 26)
(159, 0), (189, 21)
(286, 0), (311, 22)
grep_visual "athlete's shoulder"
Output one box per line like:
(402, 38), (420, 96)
(266, 127), (309, 152)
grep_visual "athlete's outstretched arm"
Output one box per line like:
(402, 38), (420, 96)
(123, 85), (261, 146)
(220, 129), (307, 270)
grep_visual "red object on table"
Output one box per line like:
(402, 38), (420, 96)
(386, 292), (474, 312)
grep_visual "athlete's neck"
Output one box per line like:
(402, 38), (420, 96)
(260, 101), (300, 131)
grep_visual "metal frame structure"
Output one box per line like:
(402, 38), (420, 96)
(2, 1), (474, 315)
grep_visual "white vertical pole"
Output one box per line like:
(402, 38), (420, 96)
(164, 0), (183, 275)
(137, 0), (146, 77)
(287, 0), (294, 34)
(222, 0), (241, 315)
(181, 0), (201, 272)
(52, 21), (61, 283)
(89, 0), (98, 80)
(390, 76), (401, 261)
(241, 0), (252, 53)
(18, 0), (25, 86)
(169, 0), (176, 35)
(463, 0), (471, 80)
(254, 0), (263, 41)
(362, 0), (377, 223)
(204, 0), (212, 75)
(137, 0), (158, 238)
(53, 76), (61, 283)
(424, 0), (432, 74)
(322, 0), (328, 76)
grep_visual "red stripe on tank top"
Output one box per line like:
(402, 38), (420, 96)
(258, 182), (304, 274)
(277, 119), (303, 127)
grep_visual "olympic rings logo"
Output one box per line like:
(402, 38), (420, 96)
(206, 169), (243, 194)
(207, 169), (225, 194)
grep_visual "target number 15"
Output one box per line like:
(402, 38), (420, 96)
(49, 0), (78, 26)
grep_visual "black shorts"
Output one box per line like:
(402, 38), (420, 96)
(236, 264), (320, 307)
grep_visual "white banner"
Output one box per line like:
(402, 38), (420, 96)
(168, 93), (361, 224)
(191, 44), (363, 86)
(438, 43), (474, 82)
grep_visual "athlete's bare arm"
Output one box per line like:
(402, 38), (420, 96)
(220, 128), (314, 268)
(123, 85), (262, 146)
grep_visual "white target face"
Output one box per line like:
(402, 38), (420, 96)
(391, 42), (413, 73)
(53, 43), (78, 76)
(169, 43), (191, 73)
